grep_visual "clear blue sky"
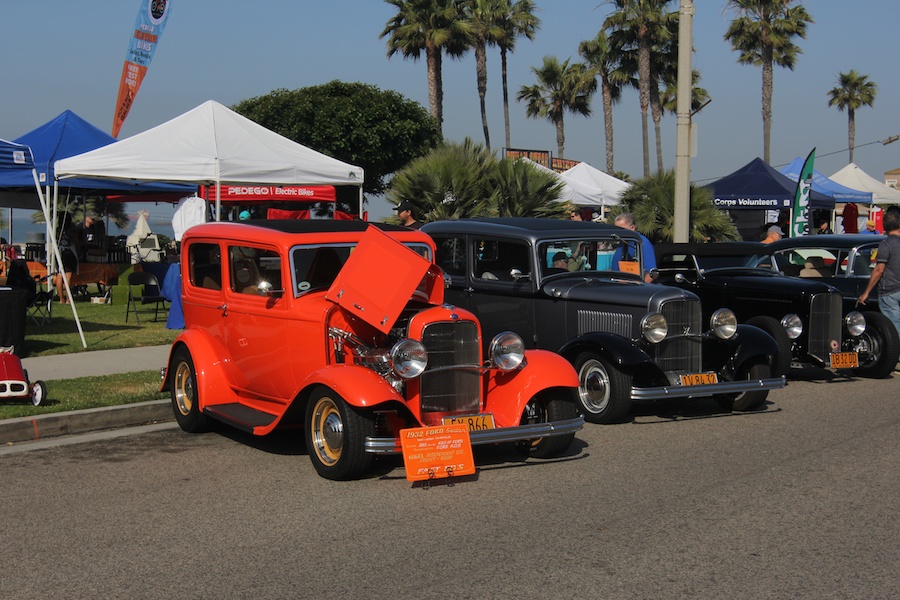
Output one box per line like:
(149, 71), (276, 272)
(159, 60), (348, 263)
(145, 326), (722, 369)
(2, 0), (899, 233)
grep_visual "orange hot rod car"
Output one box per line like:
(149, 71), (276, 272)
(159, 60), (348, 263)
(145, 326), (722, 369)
(160, 220), (583, 480)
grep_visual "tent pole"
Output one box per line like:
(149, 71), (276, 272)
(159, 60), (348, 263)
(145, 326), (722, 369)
(43, 178), (87, 348)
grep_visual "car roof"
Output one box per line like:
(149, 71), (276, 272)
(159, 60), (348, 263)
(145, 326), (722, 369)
(182, 219), (432, 247)
(421, 217), (641, 241)
(765, 233), (885, 250)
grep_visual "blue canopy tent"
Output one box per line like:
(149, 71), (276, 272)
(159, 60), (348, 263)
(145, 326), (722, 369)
(705, 157), (833, 241)
(0, 110), (193, 210)
(780, 157), (873, 204)
(0, 138), (87, 347)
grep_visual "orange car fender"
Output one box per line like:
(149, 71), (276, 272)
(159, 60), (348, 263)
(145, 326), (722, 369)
(298, 364), (405, 409)
(484, 349), (580, 426)
(161, 331), (237, 407)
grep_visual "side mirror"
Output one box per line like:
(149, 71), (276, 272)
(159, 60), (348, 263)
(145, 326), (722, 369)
(257, 281), (284, 296)
(510, 268), (530, 281)
(648, 268), (659, 281)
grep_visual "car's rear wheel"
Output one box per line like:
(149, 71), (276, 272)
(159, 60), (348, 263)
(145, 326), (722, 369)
(170, 347), (210, 433)
(515, 390), (578, 458)
(852, 311), (900, 379)
(746, 316), (792, 377)
(305, 386), (375, 480)
(715, 362), (770, 412)
(574, 352), (631, 424)
(30, 381), (46, 406)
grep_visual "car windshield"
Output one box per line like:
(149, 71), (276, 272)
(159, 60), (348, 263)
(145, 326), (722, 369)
(692, 254), (759, 271)
(538, 237), (643, 278)
(770, 245), (879, 279)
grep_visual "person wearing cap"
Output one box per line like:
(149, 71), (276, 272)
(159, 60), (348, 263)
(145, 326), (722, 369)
(73, 211), (105, 262)
(762, 225), (784, 244)
(393, 201), (423, 229)
(861, 219), (880, 235)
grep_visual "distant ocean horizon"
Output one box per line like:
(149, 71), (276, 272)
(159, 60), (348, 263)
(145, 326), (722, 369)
(2, 205), (177, 246)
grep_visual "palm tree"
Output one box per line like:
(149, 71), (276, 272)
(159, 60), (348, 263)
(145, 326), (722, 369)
(495, 0), (540, 150)
(462, 0), (506, 150)
(724, 0), (814, 164)
(619, 170), (740, 243)
(660, 69), (709, 116)
(490, 158), (568, 218)
(604, 0), (674, 178)
(380, 0), (471, 131)
(827, 70), (877, 164)
(517, 56), (596, 159)
(578, 30), (627, 173)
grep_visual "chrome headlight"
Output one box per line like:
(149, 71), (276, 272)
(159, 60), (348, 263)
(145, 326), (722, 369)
(390, 339), (428, 379)
(641, 312), (668, 344)
(710, 308), (738, 340)
(490, 332), (525, 371)
(781, 314), (803, 340)
(844, 311), (866, 337)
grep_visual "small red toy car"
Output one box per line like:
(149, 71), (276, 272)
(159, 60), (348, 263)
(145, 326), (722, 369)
(0, 347), (46, 406)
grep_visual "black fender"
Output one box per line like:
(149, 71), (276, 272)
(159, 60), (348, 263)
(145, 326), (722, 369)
(729, 324), (780, 372)
(558, 332), (654, 369)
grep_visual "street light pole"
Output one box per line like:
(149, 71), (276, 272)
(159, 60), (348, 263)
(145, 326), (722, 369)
(673, 0), (694, 243)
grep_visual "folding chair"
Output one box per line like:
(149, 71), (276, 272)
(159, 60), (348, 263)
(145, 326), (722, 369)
(125, 271), (169, 323)
(5, 259), (52, 326)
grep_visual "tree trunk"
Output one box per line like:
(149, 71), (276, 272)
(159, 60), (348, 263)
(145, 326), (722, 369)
(650, 73), (663, 173)
(476, 40), (490, 150)
(435, 49), (444, 129)
(426, 41), (440, 129)
(556, 114), (566, 159)
(602, 76), (614, 174)
(848, 108), (856, 164)
(639, 39), (651, 178)
(761, 50), (773, 164)
(501, 48), (511, 150)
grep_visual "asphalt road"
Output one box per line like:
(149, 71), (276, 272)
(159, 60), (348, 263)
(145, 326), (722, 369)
(1, 369), (897, 599)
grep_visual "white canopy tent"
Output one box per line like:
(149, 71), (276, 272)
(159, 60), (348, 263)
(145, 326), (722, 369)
(829, 163), (900, 205)
(562, 162), (630, 206)
(520, 158), (606, 207)
(54, 100), (365, 218)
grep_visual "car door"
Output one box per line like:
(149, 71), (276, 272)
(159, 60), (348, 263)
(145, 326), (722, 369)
(432, 234), (536, 348)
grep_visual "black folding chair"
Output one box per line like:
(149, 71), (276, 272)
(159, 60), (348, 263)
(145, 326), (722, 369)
(125, 271), (169, 323)
(5, 259), (52, 326)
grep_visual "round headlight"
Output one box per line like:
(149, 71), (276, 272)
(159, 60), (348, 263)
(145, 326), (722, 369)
(781, 314), (803, 340)
(844, 311), (866, 337)
(641, 312), (668, 344)
(710, 308), (738, 340)
(490, 332), (525, 371)
(390, 339), (428, 379)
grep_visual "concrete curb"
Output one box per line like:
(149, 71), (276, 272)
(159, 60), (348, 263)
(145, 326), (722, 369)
(0, 400), (173, 445)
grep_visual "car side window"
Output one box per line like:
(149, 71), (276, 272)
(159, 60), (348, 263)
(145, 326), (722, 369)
(189, 243), (222, 290)
(291, 245), (351, 295)
(434, 236), (467, 278)
(474, 238), (530, 282)
(228, 245), (281, 295)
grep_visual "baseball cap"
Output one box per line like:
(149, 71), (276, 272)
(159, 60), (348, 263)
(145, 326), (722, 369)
(866, 219), (876, 227)
(768, 225), (784, 235)
(239, 210), (251, 221)
(394, 201), (414, 212)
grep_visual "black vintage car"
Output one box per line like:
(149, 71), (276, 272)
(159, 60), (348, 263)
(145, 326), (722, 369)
(759, 234), (886, 312)
(421, 218), (784, 424)
(654, 242), (899, 379)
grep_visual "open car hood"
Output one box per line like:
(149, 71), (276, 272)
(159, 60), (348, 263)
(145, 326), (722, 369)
(325, 225), (441, 334)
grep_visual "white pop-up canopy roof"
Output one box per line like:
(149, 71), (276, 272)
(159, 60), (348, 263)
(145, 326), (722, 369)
(829, 163), (900, 205)
(562, 162), (630, 206)
(54, 100), (364, 217)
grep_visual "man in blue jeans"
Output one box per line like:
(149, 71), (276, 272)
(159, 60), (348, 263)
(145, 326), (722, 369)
(859, 207), (900, 359)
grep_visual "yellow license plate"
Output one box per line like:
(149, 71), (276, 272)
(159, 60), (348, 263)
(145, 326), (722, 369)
(680, 372), (719, 386)
(442, 414), (495, 431)
(830, 351), (859, 369)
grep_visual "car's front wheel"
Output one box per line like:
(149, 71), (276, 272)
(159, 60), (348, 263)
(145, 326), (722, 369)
(746, 316), (792, 377)
(516, 390), (578, 458)
(305, 386), (375, 480)
(573, 352), (631, 424)
(715, 362), (770, 412)
(30, 380), (46, 406)
(170, 347), (210, 433)
(852, 311), (900, 379)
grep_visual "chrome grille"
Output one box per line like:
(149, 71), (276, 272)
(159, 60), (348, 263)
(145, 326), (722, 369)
(654, 298), (702, 375)
(807, 292), (842, 363)
(577, 310), (632, 338)
(419, 320), (481, 425)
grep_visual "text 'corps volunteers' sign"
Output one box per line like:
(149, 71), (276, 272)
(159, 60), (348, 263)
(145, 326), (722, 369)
(112, 0), (172, 138)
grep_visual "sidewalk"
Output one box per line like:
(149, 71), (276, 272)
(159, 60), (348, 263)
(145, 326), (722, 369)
(1, 345), (175, 446)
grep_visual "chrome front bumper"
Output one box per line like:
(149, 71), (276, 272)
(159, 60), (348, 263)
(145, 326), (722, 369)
(630, 376), (786, 401)
(364, 416), (585, 454)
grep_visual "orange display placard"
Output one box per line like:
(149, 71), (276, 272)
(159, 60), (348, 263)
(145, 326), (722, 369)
(618, 260), (641, 276)
(400, 424), (476, 482)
